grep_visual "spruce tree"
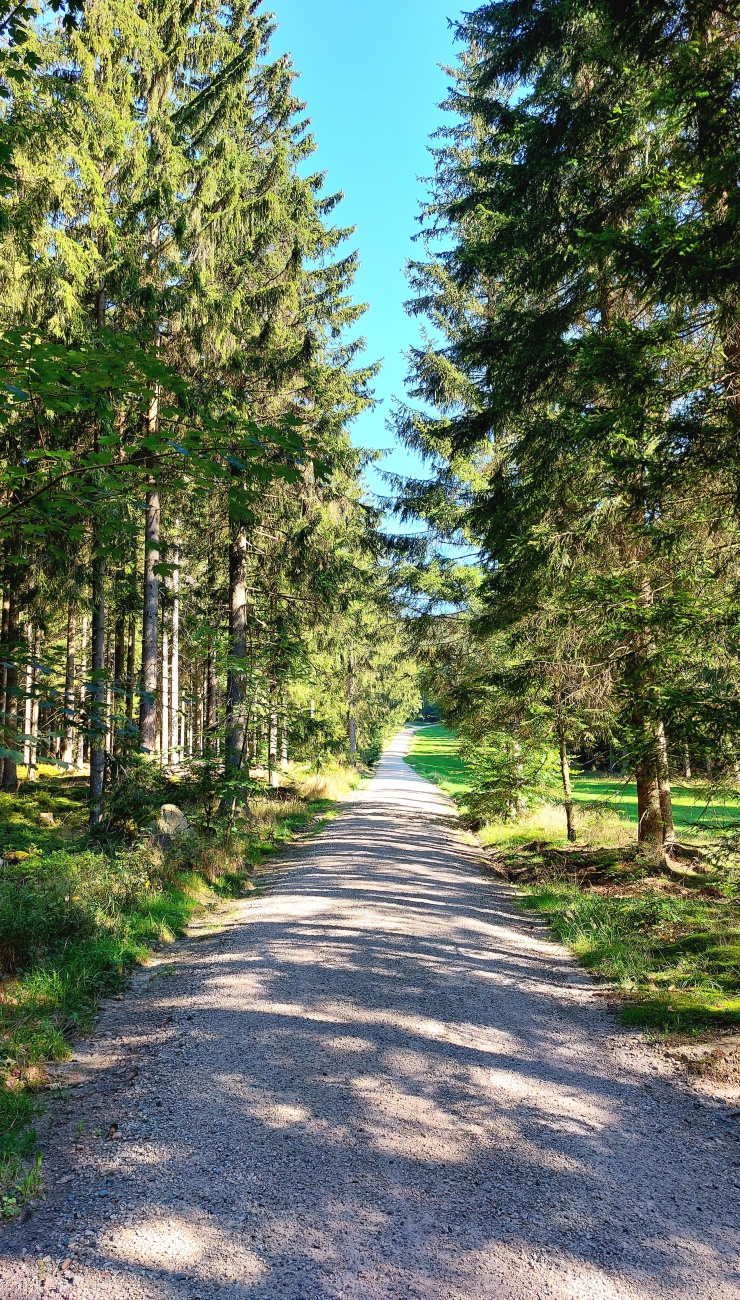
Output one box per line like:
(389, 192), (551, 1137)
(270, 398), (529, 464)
(397, 0), (740, 851)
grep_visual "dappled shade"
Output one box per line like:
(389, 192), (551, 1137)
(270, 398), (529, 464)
(3, 734), (739, 1298)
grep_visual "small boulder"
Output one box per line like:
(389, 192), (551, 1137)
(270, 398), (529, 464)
(156, 804), (190, 838)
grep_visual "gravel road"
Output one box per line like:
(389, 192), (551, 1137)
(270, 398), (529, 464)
(2, 730), (739, 1299)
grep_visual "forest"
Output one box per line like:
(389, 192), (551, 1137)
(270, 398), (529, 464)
(0, 0), (419, 1199)
(2, 0), (740, 1218)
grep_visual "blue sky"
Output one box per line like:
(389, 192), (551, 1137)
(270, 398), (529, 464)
(269, 0), (460, 501)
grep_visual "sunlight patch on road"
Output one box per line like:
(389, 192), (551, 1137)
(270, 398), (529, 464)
(100, 1211), (267, 1283)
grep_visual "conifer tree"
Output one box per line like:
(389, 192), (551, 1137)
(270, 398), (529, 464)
(397, 0), (740, 851)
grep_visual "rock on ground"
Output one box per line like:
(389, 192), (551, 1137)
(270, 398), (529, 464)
(1, 731), (739, 1299)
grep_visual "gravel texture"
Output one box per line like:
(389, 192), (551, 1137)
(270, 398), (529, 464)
(1, 730), (739, 1299)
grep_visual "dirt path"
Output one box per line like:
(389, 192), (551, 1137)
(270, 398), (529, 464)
(2, 731), (739, 1299)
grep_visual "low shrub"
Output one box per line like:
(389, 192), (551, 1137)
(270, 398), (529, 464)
(360, 740), (383, 767)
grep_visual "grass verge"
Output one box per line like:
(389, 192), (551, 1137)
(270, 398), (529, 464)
(407, 726), (740, 1033)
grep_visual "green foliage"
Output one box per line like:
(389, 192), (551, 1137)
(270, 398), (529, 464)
(100, 757), (170, 839)
(460, 734), (559, 823)
(395, 0), (740, 850)
(359, 740), (383, 767)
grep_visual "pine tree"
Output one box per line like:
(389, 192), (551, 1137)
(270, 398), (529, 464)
(397, 0), (740, 851)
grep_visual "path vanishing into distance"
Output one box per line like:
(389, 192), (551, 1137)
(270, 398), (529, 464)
(2, 731), (740, 1300)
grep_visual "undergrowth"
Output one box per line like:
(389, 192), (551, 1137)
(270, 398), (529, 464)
(0, 757), (364, 1211)
(520, 881), (740, 1031)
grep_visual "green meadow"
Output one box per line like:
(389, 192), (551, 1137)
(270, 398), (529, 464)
(406, 725), (740, 832)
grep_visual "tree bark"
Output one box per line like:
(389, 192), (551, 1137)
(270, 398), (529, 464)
(0, 588), (9, 787)
(268, 696), (279, 789)
(635, 758), (663, 849)
(89, 548), (106, 825)
(347, 643), (357, 758)
(28, 625), (40, 781)
(225, 526), (248, 772)
(557, 726), (576, 843)
(77, 614), (88, 769)
(206, 645), (217, 755)
(105, 626), (113, 755)
(62, 606), (77, 766)
(170, 543), (180, 764)
(280, 696), (289, 770)
(683, 743), (692, 780)
(139, 485), (160, 755)
(161, 617), (169, 769)
(23, 624), (32, 768)
(2, 586), (19, 792)
(195, 659), (204, 756)
(125, 612), (135, 727)
(112, 610), (125, 756)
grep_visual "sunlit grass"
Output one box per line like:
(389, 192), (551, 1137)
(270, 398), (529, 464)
(521, 884), (740, 1030)
(404, 725), (471, 798)
(407, 725), (740, 834)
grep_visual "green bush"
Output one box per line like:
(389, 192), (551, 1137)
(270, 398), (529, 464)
(0, 854), (94, 972)
(460, 734), (559, 822)
(102, 756), (170, 839)
(360, 740), (383, 766)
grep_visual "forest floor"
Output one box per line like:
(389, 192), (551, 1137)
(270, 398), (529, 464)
(406, 727), (740, 1037)
(0, 731), (739, 1298)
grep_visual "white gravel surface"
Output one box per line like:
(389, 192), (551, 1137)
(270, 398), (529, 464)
(1, 729), (739, 1299)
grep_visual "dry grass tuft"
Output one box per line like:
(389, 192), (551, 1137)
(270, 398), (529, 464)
(290, 764), (362, 803)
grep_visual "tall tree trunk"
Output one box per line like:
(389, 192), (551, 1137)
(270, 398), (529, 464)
(161, 617), (169, 769)
(656, 721), (675, 845)
(2, 586), (19, 792)
(628, 598), (666, 852)
(0, 588), (9, 787)
(89, 548), (106, 826)
(226, 526), (248, 772)
(268, 694), (279, 789)
(125, 613), (136, 727)
(140, 483), (160, 756)
(280, 696), (289, 771)
(28, 626), (40, 781)
(77, 614), (88, 769)
(206, 646), (217, 755)
(171, 543), (180, 764)
(347, 643), (357, 758)
(193, 665), (201, 759)
(105, 626), (113, 755)
(683, 743), (692, 780)
(113, 610), (125, 756)
(62, 606), (77, 766)
(557, 725), (576, 843)
(188, 665), (195, 757)
(635, 756), (663, 850)
(23, 624), (33, 768)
